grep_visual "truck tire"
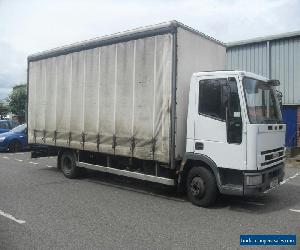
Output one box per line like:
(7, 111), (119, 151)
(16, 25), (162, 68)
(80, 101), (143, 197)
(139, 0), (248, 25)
(60, 151), (80, 179)
(8, 140), (21, 152)
(186, 166), (217, 207)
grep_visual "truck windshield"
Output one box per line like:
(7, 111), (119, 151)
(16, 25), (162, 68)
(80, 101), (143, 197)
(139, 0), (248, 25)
(243, 77), (282, 124)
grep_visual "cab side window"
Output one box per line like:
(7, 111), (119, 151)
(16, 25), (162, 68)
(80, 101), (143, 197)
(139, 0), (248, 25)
(199, 79), (227, 120)
(199, 77), (242, 143)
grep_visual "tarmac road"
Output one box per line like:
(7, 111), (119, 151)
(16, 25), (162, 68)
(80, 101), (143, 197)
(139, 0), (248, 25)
(0, 152), (299, 250)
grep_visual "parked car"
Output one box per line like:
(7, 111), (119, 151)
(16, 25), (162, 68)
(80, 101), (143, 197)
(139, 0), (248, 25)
(0, 124), (28, 152)
(0, 120), (18, 134)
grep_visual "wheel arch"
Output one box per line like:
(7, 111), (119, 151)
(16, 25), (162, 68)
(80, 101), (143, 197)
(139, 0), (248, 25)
(178, 153), (222, 190)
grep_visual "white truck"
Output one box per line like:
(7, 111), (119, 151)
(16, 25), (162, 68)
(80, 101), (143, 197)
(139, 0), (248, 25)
(27, 21), (285, 207)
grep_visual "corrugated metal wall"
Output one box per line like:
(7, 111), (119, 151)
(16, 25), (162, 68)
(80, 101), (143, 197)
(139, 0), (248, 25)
(226, 43), (269, 78)
(227, 36), (300, 105)
(297, 107), (300, 147)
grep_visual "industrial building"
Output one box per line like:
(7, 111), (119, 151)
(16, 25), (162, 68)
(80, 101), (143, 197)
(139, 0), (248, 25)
(226, 31), (300, 149)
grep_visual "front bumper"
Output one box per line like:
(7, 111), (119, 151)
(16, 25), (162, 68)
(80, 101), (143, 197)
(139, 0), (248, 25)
(0, 145), (9, 152)
(243, 163), (285, 195)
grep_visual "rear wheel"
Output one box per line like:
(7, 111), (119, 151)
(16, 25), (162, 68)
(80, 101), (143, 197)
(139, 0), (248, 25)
(186, 167), (217, 207)
(8, 140), (21, 152)
(60, 151), (80, 179)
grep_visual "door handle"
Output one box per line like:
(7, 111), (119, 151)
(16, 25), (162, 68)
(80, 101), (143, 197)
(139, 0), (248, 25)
(195, 142), (204, 150)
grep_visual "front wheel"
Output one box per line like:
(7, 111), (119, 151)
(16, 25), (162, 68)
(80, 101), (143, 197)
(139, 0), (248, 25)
(8, 140), (21, 152)
(186, 167), (218, 207)
(60, 151), (80, 179)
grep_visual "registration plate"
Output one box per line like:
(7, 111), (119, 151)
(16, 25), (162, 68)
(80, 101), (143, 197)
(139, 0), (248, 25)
(270, 178), (278, 188)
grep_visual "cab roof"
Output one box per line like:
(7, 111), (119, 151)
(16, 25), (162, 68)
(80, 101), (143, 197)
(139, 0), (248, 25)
(193, 71), (269, 82)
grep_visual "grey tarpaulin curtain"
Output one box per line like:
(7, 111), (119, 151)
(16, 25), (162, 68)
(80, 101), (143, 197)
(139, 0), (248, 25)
(28, 34), (173, 163)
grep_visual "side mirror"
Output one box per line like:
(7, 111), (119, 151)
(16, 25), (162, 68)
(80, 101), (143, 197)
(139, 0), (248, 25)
(276, 90), (283, 106)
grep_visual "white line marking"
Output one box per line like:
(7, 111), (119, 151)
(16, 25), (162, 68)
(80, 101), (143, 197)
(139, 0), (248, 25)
(265, 171), (300, 193)
(15, 153), (25, 155)
(14, 159), (23, 162)
(29, 161), (39, 165)
(0, 209), (26, 224)
(280, 172), (300, 185)
(2, 156), (10, 159)
(244, 201), (265, 206)
(46, 165), (53, 168)
(289, 209), (300, 213)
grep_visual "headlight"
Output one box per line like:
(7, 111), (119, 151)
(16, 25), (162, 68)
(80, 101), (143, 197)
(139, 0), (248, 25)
(0, 137), (5, 142)
(245, 175), (262, 186)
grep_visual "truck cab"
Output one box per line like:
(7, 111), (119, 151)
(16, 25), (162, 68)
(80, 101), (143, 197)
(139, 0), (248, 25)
(184, 71), (285, 206)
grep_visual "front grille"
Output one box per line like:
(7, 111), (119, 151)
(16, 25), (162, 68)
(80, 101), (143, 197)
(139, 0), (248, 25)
(261, 147), (284, 155)
(260, 147), (285, 168)
(261, 157), (284, 166)
(264, 151), (284, 161)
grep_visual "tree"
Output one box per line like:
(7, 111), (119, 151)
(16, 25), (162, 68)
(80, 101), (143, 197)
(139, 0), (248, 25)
(7, 84), (27, 122)
(0, 101), (9, 119)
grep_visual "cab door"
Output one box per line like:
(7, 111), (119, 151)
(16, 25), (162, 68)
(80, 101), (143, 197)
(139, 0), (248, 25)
(193, 75), (246, 171)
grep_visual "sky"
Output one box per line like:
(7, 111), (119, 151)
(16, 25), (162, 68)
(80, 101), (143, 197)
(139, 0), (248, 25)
(0, 0), (299, 100)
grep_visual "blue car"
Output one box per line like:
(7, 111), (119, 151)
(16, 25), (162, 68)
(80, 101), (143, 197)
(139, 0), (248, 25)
(0, 120), (18, 134)
(0, 124), (28, 152)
